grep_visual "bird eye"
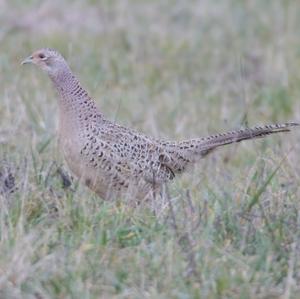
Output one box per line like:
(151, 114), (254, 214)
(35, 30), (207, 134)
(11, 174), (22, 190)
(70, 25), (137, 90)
(38, 53), (46, 59)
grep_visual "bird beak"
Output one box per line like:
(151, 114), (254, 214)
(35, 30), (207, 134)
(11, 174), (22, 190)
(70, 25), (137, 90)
(21, 55), (33, 65)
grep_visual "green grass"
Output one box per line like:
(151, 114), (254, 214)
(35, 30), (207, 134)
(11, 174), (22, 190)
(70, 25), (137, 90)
(1, 0), (300, 298)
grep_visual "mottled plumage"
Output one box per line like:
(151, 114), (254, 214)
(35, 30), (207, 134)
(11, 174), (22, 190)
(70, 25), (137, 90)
(22, 48), (299, 201)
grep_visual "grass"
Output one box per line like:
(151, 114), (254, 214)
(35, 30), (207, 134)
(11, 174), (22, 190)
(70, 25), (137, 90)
(1, 0), (300, 298)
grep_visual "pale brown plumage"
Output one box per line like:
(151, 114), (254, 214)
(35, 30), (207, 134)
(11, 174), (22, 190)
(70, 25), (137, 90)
(22, 48), (299, 201)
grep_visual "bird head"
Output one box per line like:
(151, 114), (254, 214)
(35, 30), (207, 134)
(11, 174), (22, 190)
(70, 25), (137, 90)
(21, 48), (67, 77)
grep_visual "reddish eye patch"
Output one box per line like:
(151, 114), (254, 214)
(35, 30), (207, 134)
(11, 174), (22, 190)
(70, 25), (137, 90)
(38, 53), (45, 59)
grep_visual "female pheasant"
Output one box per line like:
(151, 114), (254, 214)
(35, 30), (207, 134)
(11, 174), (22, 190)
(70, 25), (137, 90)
(22, 48), (298, 201)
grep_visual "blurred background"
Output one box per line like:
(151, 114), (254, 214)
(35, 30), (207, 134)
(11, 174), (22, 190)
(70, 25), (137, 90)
(1, 1), (300, 298)
(1, 0), (300, 191)
(1, 0), (300, 140)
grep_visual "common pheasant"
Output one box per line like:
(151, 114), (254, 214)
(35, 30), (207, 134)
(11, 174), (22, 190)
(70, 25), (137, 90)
(22, 48), (299, 201)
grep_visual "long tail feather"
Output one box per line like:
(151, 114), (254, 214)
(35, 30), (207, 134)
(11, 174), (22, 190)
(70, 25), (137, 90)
(164, 122), (299, 174)
(196, 122), (299, 152)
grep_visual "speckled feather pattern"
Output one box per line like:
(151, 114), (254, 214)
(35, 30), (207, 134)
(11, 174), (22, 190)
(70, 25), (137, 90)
(26, 49), (299, 201)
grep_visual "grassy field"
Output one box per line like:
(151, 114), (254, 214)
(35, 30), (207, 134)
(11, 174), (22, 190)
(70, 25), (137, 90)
(1, 0), (300, 298)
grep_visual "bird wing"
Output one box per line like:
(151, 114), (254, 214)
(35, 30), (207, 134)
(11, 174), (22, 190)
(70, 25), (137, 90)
(85, 123), (175, 186)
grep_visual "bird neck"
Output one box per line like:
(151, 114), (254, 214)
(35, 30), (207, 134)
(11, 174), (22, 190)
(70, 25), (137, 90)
(49, 66), (103, 130)
(50, 67), (89, 106)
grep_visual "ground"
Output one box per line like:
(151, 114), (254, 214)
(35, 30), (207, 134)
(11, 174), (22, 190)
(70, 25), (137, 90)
(0, 0), (300, 298)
